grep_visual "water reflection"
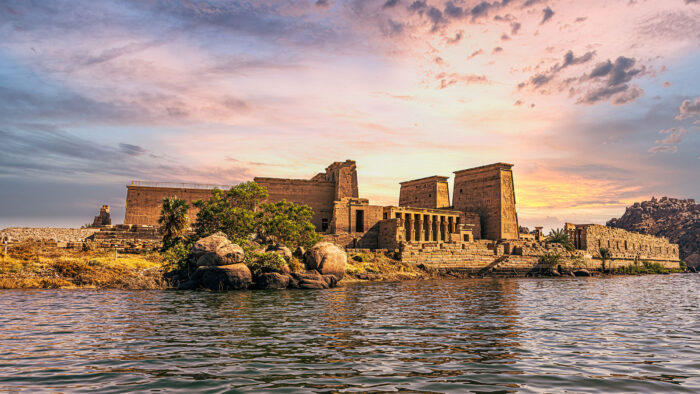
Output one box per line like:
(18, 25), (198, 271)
(0, 275), (698, 392)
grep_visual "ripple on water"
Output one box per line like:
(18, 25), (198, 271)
(0, 275), (699, 393)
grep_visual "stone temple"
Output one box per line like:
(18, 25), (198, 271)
(120, 160), (679, 270)
(124, 160), (519, 247)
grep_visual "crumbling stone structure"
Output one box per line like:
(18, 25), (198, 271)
(92, 205), (112, 227)
(565, 223), (679, 261)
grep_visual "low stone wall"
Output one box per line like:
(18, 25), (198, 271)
(0, 226), (162, 253)
(322, 230), (378, 249)
(0, 228), (99, 243)
(400, 241), (680, 274)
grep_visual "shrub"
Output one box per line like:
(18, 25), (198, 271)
(245, 251), (287, 277)
(82, 240), (98, 252)
(569, 255), (585, 268)
(287, 257), (304, 273)
(598, 247), (611, 271)
(161, 238), (194, 272)
(539, 251), (561, 267)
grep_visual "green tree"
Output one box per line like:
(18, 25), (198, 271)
(158, 197), (189, 250)
(192, 182), (268, 242)
(192, 182), (319, 248)
(259, 200), (321, 248)
(546, 228), (574, 251)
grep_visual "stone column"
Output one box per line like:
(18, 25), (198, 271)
(441, 218), (448, 242)
(407, 218), (414, 243)
(417, 217), (424, 242)
(427, 215), (433, 242)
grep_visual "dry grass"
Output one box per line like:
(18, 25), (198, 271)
(345, 252), (433, 282)
(0, 241), (169, 289)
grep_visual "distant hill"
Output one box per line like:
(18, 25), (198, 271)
(607, 197), (700, 268)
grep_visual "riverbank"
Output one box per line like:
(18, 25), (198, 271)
(0, 241), (167, 289)
(0, 243), (690, 290)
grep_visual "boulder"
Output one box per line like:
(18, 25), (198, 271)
(257, 273), (290, 289)
(573, 269), (591, 277)
(287, 275), (299, 289)
(321, 274), (338, 288)
(192, 232), (245, 266)
(267, 244), (293, 261)
(291, 270), (330, 289)
(198, 264), (253, 291)
(293, 246), (306, 259)
(177, 280), (198, 290)
(305, 242), (347, 280)
(298, 279), (329, 289)
(291, 270), (324, 282)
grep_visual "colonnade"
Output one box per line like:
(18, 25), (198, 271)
(401, 212), (460, 243)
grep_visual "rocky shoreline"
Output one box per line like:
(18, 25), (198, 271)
(172, 233), (347, 291)
(0, 229), (695, 291)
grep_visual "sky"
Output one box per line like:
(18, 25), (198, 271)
(0, 0), (699, 230)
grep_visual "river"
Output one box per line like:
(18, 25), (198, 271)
(1, 275), (698, 393)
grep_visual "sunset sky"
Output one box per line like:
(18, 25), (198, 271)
(1, 0), (699, 229)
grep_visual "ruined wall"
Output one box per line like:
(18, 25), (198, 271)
(255, 178), (336, 231)
(400, 240), (680, 273)
(568, 224), (679, 261)
(124, 186), (214, 226)
(311, 160), (358, 200)
(92, 205), (112, 227)
(399, 176), (450, 209)
(453, 163), (519, 240)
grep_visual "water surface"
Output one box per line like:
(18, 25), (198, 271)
(1, 275), (699, 393)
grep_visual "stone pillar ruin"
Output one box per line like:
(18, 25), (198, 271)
(92, 205), (112, 227)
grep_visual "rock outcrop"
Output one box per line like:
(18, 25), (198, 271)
(192, 232), (245, 266)
(304, 242), (347, 280)
(607, 197), (700, 267)
(180, 238), (347, 291)
(196, 264), (253, 291)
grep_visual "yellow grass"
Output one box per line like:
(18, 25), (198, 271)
(345, 252), (433, 282)
(0, 241), (169, 289)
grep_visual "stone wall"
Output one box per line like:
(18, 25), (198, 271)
(329, 198), (384, 235)
(123, 160), (358, 231)
(0, 228), (99, 243)
(255, 178), (336, 231)
(453, 163), (519, 240)
(378, 218), (402, 251)
(400, 239), (680, 274)
(124, 185), (214, 226)
(460, 211), (482, 241)
(399, 176), (450, 209)
(0, 226), (162, 253)
(567, 224), (679, 261)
